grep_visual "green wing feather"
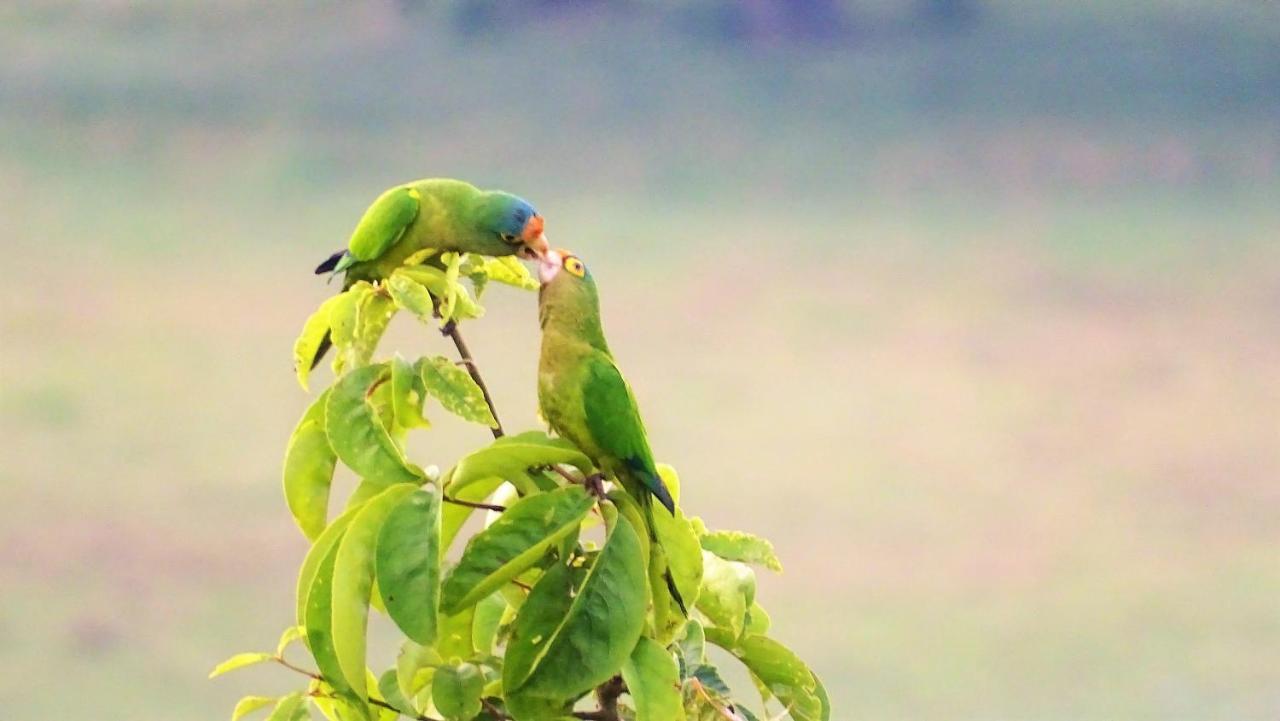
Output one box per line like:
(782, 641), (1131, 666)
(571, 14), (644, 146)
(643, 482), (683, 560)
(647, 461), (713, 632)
(346, 186), (421, 263)
(581, 354), (675, 512)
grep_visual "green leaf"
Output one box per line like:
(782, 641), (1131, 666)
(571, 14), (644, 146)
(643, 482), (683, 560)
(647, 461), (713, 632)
(652, 504), (704, 643)
(695, 552), (755, 641)
(387, 271), (438, 324)
(326, 363), (424, 486)
(304, 533), (353, 696)
(350, 289), (396, 368)
(621, 637), (686, 721)
(418, 356), (497, 428)
(377, 668), (417, 717)
(389, 355), (429, 431)
(230, 695), (276, 721)
(294, 294), (345, 391)
(746, 602), (771, 636)
(376, 488), (441, 644)
(677, 619), (707, 675)
(471, 592), (506, 656)
(442, 486), (594, 614)
(284, 390), (337, 540)
(433, 663), (485, 721)
(437, 605), (478, 663)
(480, 256), (539, 290)
(700, 530), (783, 573)
(504, 510), (648, 702)
(265, 692), (309, 721)
(395, 640), (443, 708)
(329, 283), (373, 375)
(277, 625), (306, 657)
(333, 484), (419, 696)
(208, 652), (273, 678)
(704, 631), (827, 721)
(297, 504), (360, 626)
(445, 437), (592, 497)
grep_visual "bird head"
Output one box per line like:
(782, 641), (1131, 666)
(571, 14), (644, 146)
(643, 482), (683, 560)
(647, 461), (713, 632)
(537, 248), (589, 286)
(478, 191), (549, 260)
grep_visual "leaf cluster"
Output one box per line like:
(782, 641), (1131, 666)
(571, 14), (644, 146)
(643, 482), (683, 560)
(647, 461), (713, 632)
(216, 252), (828, 721)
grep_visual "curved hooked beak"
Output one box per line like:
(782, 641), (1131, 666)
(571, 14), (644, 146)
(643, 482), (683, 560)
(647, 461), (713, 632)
(537, 248), (563, 285)
(516, 214), (549, 260)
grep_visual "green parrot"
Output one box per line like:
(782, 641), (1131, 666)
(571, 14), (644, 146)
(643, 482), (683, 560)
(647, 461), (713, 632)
(535, 249), (685, 611)
(309, 178), (550, 366)
(535, 249), (677, 515)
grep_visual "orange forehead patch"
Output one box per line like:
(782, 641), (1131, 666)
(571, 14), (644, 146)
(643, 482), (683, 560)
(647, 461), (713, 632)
(521, 214), (545, 241)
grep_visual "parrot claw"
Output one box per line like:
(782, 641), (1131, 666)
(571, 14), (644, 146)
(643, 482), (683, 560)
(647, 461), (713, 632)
(582, 473), (607, 501)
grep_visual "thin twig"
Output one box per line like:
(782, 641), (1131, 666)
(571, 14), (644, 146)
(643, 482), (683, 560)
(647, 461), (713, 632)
(439, 319), (504, 439)
(442, 495), (507, 512)
(276, 657), (444, 721)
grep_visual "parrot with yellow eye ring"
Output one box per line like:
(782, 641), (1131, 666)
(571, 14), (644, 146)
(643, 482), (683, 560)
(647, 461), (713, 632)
(308, 178), (551, 367)
(535, 248), (686, 612)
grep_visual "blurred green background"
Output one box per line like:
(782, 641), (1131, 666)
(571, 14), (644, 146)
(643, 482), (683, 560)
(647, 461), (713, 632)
(2, 1), (1278, 719)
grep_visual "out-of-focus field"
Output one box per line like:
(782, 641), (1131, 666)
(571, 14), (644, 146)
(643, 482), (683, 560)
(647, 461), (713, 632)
(2, 3), (1279, 720)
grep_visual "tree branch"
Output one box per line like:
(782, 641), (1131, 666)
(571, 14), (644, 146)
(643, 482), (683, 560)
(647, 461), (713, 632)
(440, 319), (504, 439)
(442, 495), (507, 512)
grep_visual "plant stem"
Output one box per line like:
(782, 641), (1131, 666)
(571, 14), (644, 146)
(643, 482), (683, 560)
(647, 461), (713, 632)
(578, 675), (626, 721)
(276, 657), (447, 721)
(440, 319), (504, 439)
(442, 495), (507, 512)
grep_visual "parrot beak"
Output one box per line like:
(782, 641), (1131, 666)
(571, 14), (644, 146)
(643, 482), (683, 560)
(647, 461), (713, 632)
(537, 249), (563, 285)
(518, 215), (550, 260)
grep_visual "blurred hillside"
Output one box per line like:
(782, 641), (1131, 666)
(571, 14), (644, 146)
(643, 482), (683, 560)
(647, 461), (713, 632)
(1, 2), (1278, 720)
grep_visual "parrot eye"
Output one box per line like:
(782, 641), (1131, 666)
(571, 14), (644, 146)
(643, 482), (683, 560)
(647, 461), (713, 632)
(500, 232), (518, 244)
(564, 257), (587, 278)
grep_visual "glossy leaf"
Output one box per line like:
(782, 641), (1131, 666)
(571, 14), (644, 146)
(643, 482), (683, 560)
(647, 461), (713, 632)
(433, 663), (485, 721)
(695, 552), (755, 641)
(386, 271), (437, 324)
(700, 530), (783, 573)
(377, 669), (417, 717)
(297, 505), (359, 626)
(445, 437), (592, 497)
(504, 511), (648, 702)
(276, 625), (305, 657)
(621, 637), (686, 721)
(395, 640), (443, 708)
(304, 534), (352, 695)
(746, 602), (771, 636)
(208, 652), (273, 678)
(329, 283), (372, 374)
(294, 294), (345, 391)
(265, 692), (308, 721)
(283, 390), (337, 540)
(350, 289), (396, 368)
(652, 503), (704, 630)
(230, 695), (276, 721)
(376, 488), (441, 644)
(389, 355), (428, 431)
(437, 605), (478, 663)
(480, 256), (539, 290)
(419, 356), (498, 428)
(678, 619), (707, 675)
(701, 629), (826, 721)
(332, 484), (418, 696)
(442, 486), (594, 614)
(472, 592), (507, 656)
(325, 363), (423, 486)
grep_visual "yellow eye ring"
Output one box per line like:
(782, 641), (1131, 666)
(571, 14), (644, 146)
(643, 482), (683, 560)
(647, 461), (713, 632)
(564, 257), (586, 278)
